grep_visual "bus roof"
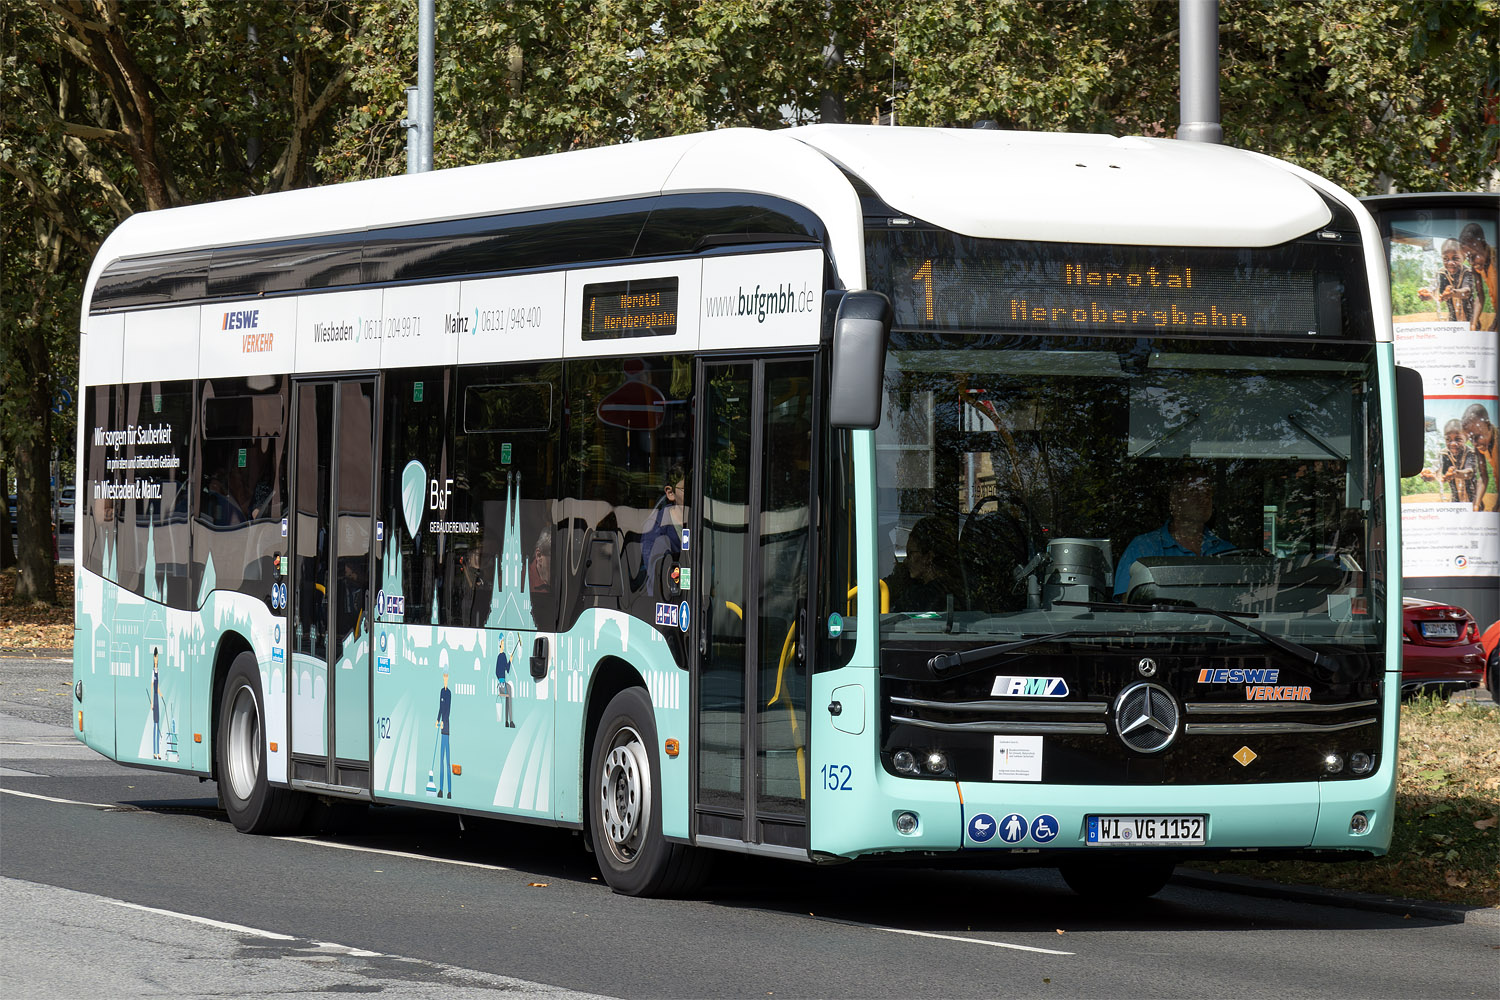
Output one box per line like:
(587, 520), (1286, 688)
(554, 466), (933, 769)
(83, 125), (1339, 319)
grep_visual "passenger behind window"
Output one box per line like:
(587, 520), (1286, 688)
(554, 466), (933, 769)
(637, 462), (687, 599)
(529, 526), (555, 630)
(884, 516), (962, 612)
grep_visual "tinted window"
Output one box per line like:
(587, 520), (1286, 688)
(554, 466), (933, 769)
(561, 355), (694, 655)
(192, 377), (288, 608)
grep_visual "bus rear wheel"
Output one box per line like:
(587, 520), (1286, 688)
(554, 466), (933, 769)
(1059, 858), (1176, 900)
(218, 651), (307, 834)
(589, 687), (708, 897)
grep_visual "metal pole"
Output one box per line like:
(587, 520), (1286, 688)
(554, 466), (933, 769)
(404, 87), (419, 175)
(1177, 0), (1222, 144)
(418, 0), (435, 171)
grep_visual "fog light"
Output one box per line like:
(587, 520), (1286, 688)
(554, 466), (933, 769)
(924, 751), (948, 774)
(895, 811), (919, 835)
(1323, 753), (1345, 774)
(1349, 811), (1369, 834)
(893, 750), (919, 774)
(1349, 751), (1373, 775)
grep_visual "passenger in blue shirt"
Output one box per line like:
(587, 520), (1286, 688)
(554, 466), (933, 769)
(1114, 469), (1235, 599)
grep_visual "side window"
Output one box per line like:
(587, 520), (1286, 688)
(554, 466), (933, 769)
(448, 363), (562, 631)
(115, 380), (194, 608)
(78, 384), (117, 582)
(379, 368), (452, 627)
(192, 377), (287, 608)
(561, 355), (694, 650)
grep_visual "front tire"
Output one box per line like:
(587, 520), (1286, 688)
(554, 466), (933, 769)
(588, 687), (708, 896)
(218, 651), (307, 834)
(1059, 858), (1176, 900)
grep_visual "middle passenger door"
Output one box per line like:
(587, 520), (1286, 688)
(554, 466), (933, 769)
(693, 356), (817, 854)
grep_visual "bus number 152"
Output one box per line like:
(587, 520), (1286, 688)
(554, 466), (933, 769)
(821, 764), (853, 791)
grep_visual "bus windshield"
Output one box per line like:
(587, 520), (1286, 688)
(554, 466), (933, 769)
(874, 333), (1384, 647)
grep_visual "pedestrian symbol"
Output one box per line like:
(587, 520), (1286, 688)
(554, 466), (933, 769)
(998, 812), (1028, 844)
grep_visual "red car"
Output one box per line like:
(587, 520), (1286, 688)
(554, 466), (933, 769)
(1401, 597), (1484, 699)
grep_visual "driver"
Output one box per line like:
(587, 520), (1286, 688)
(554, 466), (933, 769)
(1114, 466), (1235, 599)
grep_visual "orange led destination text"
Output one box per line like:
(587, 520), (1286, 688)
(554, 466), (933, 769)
(1010, 263), (1248, 329)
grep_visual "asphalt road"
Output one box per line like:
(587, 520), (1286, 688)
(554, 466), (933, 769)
(3, 655), (1496, 999)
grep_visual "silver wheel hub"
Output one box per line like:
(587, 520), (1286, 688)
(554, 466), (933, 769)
(598, 729), (650, 860)
(227, 683), (261, 801)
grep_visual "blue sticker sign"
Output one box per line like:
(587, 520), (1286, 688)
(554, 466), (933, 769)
(678, 601), (691, 632)
(1030, 813), (1059, 843)
(997, 812), (1028, 844)
(968, 812), (998, 843)
(274, 623), (282, 644)
(654, 602), (679, 628)
(377, 656), (391, 674)
(376, 520), (385, 542)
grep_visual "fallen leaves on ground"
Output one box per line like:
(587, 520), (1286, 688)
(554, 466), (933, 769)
(0, 567), (74, 649)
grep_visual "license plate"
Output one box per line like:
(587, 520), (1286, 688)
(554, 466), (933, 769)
(1419, 621), (1459, 639)
(1086, 815), (1206, 845)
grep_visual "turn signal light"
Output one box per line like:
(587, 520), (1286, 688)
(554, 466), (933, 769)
(77, 711), (83, 732)
(664, 738), (680, 758)
(452, 764), (462, 775)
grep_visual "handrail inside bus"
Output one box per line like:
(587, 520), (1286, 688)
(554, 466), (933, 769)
(847, 581), (889, 615)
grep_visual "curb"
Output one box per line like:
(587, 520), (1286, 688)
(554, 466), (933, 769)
(1176, 869), (1500, 926)
(0, 648), (72, 660)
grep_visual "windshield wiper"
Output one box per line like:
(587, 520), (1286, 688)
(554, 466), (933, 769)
(927, 629), (1141, 678)
(1052, 600), (1324, 669)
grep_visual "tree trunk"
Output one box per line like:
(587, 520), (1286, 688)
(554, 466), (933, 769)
(14, 435), (56, 605)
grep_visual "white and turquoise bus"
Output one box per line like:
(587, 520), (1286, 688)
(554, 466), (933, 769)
(74, 126), (1423, 897)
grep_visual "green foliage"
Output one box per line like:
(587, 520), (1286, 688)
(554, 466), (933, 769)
(2, 0), (1496, 596)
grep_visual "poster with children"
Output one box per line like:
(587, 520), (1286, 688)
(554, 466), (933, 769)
(1388, 209), (1499, 579)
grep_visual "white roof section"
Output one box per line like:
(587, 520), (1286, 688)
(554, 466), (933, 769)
(788, 125), (1332, 247)
(83, 125), (1340, 323)
(82, 128), (864, 317)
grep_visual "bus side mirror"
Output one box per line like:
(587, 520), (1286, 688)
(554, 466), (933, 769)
(829, 290), (893, 429)
(1394, 365), (1424, 479)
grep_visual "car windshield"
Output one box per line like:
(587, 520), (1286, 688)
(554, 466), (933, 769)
(874, 333), (1385, 649)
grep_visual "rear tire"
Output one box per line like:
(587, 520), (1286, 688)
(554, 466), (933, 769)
(1059, 858), (1175, 900)
(588, 687), (709, 896)
(218, 651), (307, 834)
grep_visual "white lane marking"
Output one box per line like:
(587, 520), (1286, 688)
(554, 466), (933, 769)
(273, 834), (514, 872)
(823, 918), (1074, 955)
(104, 899), (297, 941)
(0, 787), (115, 809)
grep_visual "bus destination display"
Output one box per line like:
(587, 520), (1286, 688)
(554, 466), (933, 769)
(583, 277), (679, 340)
(897, 254), (1321, 337)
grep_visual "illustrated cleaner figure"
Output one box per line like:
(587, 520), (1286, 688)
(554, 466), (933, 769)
(148, 647), (162, 760)
(435, 670), (453, 798)
(495, 632), (517, 729)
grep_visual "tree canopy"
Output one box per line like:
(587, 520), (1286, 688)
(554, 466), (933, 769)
(2, 0), (1496, 601)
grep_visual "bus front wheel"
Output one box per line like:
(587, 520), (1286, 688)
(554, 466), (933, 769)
(588, 687), (708, 896)
(218, 651), (307, 834)
(1059, 858), (1175, 900)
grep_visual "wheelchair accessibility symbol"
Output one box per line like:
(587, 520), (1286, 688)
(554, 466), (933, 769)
(1029, 813), (1059, 843)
